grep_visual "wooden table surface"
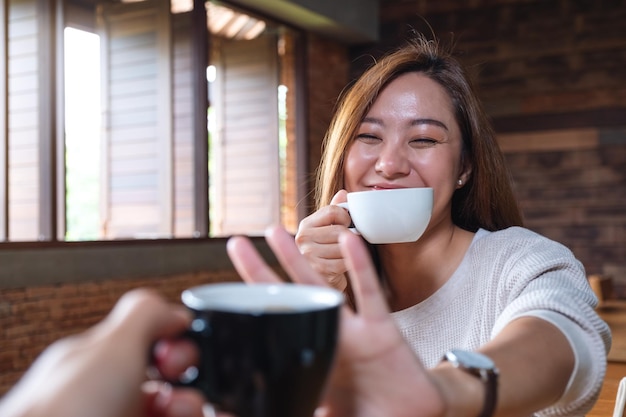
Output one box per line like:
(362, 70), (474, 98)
(587, 361), (625, 417)
(599, 300), (626, 363)
(587, 300), (626, 417)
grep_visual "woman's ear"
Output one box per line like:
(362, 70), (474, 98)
(457, 159), (472, 188)
(458, 171), (471, 187)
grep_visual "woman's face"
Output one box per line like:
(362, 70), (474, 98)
(344, 72), (469, 226)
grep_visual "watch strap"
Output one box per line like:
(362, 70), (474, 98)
(477, 367), (498, 417)
(443, 350), (499, 417)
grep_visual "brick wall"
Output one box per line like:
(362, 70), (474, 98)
(305, 34), (350, 212)
(0, 271), (241, 396)
(367, 0), (626, 117)
(501, 130), (626, 298)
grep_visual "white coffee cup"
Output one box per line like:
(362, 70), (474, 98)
(337, 187), (433, 244)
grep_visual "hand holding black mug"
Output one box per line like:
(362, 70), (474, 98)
(0, 288), (208, 417)
(179, 283), (343, 417)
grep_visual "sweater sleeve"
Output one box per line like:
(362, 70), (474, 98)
(488, 229), (612, 417)
(525, 310), (607, 416)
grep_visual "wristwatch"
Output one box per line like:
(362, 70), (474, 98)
(443, 349), (499, 417)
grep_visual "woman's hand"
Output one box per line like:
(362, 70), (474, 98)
(295, 190), (353, 290)
(227, 225), (446, 417)
(0, 289), (207, 417)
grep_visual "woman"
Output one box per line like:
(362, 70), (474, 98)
(296, 34), (611, 416)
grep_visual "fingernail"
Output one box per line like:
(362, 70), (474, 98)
(202, 403), (217, 417)
(153, 383), (173, 410)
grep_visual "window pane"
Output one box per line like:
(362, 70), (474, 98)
(64, 27), (101, 241)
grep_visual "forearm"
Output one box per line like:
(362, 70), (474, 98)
(431, 316), (574, 417)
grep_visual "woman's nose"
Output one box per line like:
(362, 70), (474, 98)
(374, 144), (411, 178)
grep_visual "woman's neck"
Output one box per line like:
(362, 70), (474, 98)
(377, 224), (475, 312)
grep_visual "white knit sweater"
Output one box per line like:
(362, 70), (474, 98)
(391, 227), (612, 416)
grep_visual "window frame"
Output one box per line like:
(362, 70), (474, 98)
(1, 0), (306, 243)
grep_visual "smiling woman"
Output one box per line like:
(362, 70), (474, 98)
(294, 34), (611, 417)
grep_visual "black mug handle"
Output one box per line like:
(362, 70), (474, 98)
(164, 316), (215, 399)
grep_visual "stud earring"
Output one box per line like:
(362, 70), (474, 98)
(457, 179), (463, 185)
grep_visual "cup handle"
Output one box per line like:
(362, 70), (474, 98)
(163, 319), (211, 395)
(165, 320), (228, 413)
(335, 202), (360, 235)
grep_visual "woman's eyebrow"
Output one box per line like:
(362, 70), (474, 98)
(411, 118), (448, 131)
(362, 116), (449, 131)
(361, 116), (384, 125)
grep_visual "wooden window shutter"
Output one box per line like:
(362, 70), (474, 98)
(211, 33), (280, 236)
(6, 0), (50, 241)
(171, 10), (197, 238)
(98, 0), (173, 239)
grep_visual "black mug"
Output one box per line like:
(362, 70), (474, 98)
(181, 282), (344, 417)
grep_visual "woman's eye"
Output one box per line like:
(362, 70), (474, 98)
(410, 137), (437, 147)
(356, 133), (381, 143)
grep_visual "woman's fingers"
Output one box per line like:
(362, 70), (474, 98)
(228, 225), (390, 320)
(329, 189), (349, 206)
(265, 225), (391, 321)
(264, 225), (329, 287)
(338, 231), (391, 320)
(226, 235), (283, 284)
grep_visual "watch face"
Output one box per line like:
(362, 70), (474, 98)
(448, 350), (495, 370)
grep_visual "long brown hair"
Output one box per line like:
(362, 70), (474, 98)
(315, 35), (523, 231)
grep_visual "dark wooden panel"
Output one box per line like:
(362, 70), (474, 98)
(493, 108), (626, 133)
